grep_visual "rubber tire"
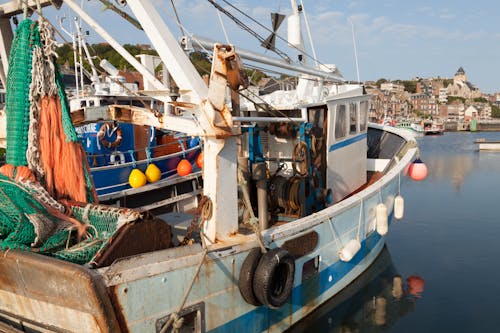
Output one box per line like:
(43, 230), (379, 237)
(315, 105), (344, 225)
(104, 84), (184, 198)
(238, 247), (263, 306)
(253, 247), (295, 308)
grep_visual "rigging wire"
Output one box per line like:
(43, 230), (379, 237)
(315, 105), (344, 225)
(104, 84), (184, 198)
(169, 0), (186, 37)
(205, 0), (291, 62)
(216, 0), (327, 69)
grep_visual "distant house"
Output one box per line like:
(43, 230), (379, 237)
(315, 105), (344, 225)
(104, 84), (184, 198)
(464, 105), (479, 121)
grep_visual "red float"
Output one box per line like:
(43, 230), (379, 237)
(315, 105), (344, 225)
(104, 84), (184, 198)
(196, 152), (204, 169)
(177, 159), (193, 176)
(407, 275), (425, 297)
(408, 158), (427, 181)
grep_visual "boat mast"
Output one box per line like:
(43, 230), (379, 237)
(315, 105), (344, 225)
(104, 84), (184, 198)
(124, 0), (240, 243)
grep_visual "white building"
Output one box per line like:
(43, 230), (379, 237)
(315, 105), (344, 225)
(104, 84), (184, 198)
(380, 82), (405, 94)
(438, 88), (448, 104)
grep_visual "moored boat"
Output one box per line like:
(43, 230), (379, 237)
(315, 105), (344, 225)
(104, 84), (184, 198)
(423, 120), (445, 135)
(396, 120), (425, 137)
(0, 1), (423, 332)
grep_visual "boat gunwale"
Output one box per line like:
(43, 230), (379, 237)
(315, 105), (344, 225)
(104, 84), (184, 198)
(100, 124), (417, 286)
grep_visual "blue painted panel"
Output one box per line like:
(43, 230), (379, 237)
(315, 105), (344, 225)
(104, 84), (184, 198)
(210, 230), (385, 333)
(328, 133), (367, 152)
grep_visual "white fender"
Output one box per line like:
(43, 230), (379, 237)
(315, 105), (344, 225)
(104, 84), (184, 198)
(110, 151), (125, 165)
(376, 203), (388, 236)
(338, 239), (361, 262)
(394, 195), (404, 220)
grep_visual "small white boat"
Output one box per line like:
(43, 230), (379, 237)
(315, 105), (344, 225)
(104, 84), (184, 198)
(475, 138), (500, 151)
(396, 121), (425, 137)
(423, 120), (445, 135)
(0, 1), (423, 332)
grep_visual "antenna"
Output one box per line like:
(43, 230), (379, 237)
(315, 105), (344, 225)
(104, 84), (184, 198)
(299, 0), (318, 67)
(348, 17), (360, 83)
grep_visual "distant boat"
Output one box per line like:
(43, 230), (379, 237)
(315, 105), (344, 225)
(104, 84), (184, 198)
(396, 121), (425, 137)
(475, 138), (500, 151)
(423, 120), (445, 135)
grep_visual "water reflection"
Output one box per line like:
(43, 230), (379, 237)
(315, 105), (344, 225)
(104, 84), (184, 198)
(289, 247), (424, 333)
(423, 155), (477, 191)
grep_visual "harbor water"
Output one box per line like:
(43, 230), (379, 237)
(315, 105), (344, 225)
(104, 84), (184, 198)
(290, 131), (500, 332)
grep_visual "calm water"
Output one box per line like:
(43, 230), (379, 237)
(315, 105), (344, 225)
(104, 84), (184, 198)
(291, 131), (500, 332)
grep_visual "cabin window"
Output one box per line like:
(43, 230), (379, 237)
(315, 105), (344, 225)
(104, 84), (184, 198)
(308, 108), (325, 138)
(360, 101), (368, 131)
(349, 103), (357, 134)
(335, 105), (347, 139)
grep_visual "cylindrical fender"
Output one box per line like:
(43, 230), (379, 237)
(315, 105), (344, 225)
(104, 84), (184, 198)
(394, 195), (404, 220)
(252, 247), (295, 308)
(376, 203), (388, 235)
(238, 247), (263, 306)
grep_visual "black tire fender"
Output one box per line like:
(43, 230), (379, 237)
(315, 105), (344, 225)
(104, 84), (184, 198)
(238, 247), (263, 306)
(253, 247), (295, 308)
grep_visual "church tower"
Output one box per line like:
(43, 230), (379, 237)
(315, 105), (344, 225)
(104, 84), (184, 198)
(454, 66), (467, 83)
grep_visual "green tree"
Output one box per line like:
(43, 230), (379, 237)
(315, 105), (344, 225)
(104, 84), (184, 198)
(473, 97), (488, 103)
(491, 105), (500, 118)
(376, 78), (388, 87)
(396, 80), (417, 93)
(447, 96), (466, 104)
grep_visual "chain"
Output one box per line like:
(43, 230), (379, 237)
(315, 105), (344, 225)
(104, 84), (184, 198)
(180, 195), (211, 246)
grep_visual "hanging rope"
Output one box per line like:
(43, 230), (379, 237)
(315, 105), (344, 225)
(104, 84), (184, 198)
(237, 168), (267, 253)
(356, 200), (364, 241)
(128, 150), (136, 168)
(159, 248), (208, 333)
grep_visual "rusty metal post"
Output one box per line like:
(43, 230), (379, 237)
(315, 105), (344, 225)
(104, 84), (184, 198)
(252, 162), (268, 230)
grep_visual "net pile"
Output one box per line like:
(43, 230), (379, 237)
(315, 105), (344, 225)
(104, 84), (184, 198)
(0, 18), (141, 264)
(0, 173), (142, 264)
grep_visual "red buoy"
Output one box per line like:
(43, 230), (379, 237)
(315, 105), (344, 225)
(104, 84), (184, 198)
(177, 159), (193, 176)
(407, 275), (425, 297)
(196, 152), (204, 169)
(408, 158), (427, 181)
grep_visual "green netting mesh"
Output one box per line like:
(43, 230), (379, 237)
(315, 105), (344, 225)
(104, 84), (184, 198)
(5, 20), (38, 166)
(0, 175), (140, 264)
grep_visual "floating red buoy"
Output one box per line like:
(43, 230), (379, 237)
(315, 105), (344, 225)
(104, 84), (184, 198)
(407, 275), (425, 297)
(408, 158), (427, 181)
(196, 152), (204, 169)
(177, 159), (193, 176)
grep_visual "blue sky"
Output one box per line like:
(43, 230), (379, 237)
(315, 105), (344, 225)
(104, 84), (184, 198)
(23, 0), (500, 93)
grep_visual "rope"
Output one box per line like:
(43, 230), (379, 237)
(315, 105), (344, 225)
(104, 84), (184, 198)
(237, 168), (267, 253)
(128, 150), (136, 168)
(356, 200), (364, 241)
(145, 148), (152, 165)
(27, 44), (44, 179)
(159, 249), (208, 333)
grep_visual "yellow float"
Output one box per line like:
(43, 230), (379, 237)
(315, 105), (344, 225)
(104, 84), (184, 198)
(129, 168), (147, 188)
(145, 163), (161, 183)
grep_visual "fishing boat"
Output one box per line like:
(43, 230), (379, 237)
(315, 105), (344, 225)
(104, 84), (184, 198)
(60, 16), (203, 210)
(0, 1), (424, 332)
(396, 120), (425, 137)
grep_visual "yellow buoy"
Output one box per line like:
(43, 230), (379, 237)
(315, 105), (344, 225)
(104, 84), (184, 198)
(145, 163), (161, 183)
(129, 168), (147, 188)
